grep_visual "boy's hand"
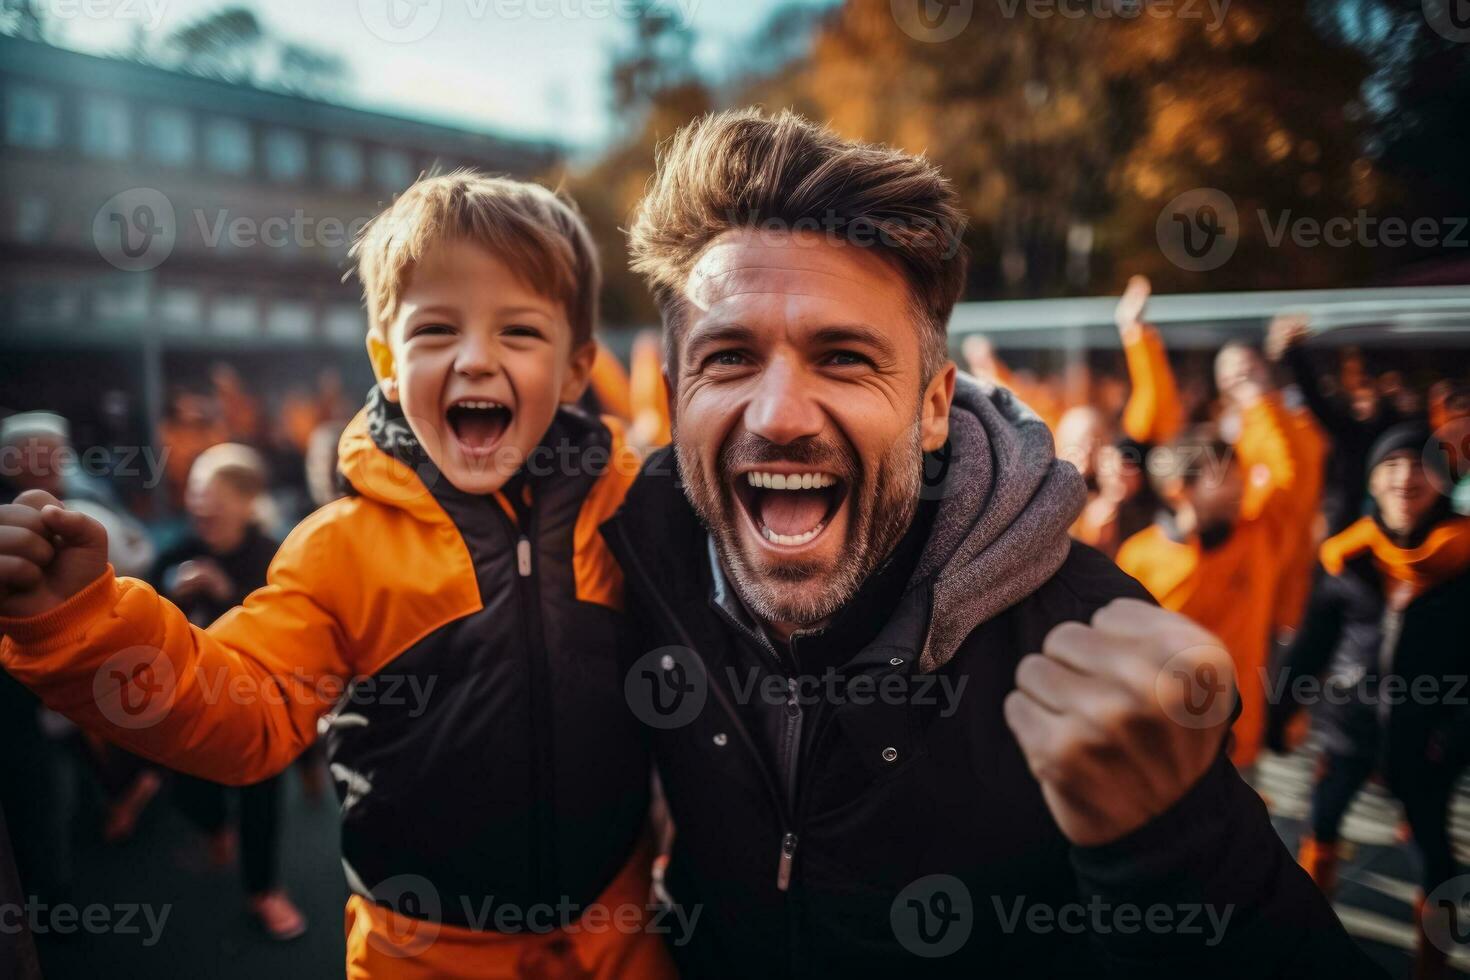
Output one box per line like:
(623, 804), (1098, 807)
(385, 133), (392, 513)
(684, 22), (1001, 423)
(0, 490), (110, 619)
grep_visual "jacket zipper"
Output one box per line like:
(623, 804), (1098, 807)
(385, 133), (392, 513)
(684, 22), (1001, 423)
(499, 497), (554, 899)
(611, 523), (799, 891)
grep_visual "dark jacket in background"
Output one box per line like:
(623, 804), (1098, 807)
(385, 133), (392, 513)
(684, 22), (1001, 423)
(1284, 345), (1400, 534)
(1269, 511), (1470, 776)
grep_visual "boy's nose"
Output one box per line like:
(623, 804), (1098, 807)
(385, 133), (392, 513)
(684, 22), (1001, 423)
(454, 335), (501, 377)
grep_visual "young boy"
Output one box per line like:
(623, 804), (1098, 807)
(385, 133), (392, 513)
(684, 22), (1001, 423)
(0, 174), (674, 979)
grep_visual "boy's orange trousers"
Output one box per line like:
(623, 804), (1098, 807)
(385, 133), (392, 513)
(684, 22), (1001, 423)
(344, 836), (678, 979)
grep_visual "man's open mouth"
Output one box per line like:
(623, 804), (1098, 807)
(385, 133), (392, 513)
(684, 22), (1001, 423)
(732, 469), (847, 548)
(446, 399), (513, 456)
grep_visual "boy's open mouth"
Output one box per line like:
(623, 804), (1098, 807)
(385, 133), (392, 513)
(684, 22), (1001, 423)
(732, 469), (848, 549)
(446, 399), (513, 456)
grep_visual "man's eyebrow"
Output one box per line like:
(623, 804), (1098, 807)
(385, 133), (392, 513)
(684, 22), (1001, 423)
(809, 324), (898, 359)
(683, 322), (756, 358)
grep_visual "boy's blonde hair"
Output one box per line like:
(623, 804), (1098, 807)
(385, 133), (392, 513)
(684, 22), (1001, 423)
(350, 171), (600, 348)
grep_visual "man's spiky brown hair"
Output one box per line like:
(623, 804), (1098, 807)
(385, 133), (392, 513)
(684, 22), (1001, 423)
(627, 109), (969, 379)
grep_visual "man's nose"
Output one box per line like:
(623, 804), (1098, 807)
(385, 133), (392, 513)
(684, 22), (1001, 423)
(455, 332), (501, 377)
(744, 357), (824, 446)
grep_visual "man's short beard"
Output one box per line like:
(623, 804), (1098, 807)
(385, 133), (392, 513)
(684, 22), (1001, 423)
(676, 420), (925, 631)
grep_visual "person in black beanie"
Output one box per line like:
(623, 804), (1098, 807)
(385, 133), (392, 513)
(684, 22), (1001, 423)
(1268, 421), (1470, 980)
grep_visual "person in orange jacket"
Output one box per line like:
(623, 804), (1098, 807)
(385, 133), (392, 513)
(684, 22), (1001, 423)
(1263, 315), (1331, 636)
(627, 329), (671, 452)
(0, 173), (676, 980)
(1118, 343), (1316, 771)
(1065, 276), (1187, 556)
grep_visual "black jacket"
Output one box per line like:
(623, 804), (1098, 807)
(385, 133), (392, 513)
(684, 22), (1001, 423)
(604, 444), (1382, 978)
(1269, 517), (1470, 776)
(1284, 346), (1399, 535)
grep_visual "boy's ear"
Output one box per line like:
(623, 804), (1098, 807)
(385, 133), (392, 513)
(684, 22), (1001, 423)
(366, 331), (399, 403)
(559, 341), (598, 405)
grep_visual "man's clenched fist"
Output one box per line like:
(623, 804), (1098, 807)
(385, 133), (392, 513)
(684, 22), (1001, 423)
(0, 489), (111, 619)
(1003, 598), (1235, 847)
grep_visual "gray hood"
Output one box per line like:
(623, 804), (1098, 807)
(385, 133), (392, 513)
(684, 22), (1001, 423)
(913, 374), (1086, 671)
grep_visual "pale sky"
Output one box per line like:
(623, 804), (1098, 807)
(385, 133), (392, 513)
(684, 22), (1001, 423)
(45, 0), (832, 151)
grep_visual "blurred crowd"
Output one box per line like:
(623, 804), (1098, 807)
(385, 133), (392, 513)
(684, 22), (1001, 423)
(0, 284), (1468, 969)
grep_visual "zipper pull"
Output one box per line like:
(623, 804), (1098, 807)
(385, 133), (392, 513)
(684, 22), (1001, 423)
(517, 536), (533, 577)
(776, 832), (798, 891)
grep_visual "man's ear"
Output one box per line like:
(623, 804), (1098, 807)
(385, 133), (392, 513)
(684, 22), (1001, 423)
(559, 340), (598, 405)
(366, 331), (399, 403)
(920, 361), (958, 452)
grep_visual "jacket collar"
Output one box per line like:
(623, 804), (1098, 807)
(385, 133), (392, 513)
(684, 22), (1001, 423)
(338, 385), (611, 523)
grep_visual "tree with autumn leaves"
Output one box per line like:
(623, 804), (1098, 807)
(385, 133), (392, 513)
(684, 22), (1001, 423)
(567, 0), (1458, 326)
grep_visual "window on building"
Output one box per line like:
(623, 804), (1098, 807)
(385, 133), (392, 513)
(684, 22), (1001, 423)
(324, 303), (365, 344)
(205, 118), (253, 175)
(80, 94), (131, 159)
(267, 300), (313, 340)
(145, 108), (193, 166)
(321, 138), (363, 190)
(373, 147), (414, 192)
(156, 286), (203, 331)
(210, 294), (258, 337)
(5, 85), (60, 149)
(14, 195), (49, 243)
(265, 128), (309, 183)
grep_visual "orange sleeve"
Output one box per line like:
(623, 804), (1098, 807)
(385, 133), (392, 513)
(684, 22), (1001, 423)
(1237, 394), (1301, 528)
(0, 512), (356, 786)
(1120, 324), (1184, 445)
(629, 335), (672, 448)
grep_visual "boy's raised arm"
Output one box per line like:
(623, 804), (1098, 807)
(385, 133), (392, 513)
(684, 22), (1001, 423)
(0, 490), (352, 785)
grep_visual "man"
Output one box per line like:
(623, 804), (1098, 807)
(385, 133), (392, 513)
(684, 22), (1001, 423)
(1268, 423), (1470, 980)
(603, 109), (1381, 977)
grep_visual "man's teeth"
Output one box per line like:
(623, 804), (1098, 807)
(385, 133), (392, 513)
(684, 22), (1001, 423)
(761, 522), (826, 547)
(745, 471), (837, 490)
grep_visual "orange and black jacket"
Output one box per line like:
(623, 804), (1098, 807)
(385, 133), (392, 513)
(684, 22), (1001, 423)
(0, 388), (650, 931)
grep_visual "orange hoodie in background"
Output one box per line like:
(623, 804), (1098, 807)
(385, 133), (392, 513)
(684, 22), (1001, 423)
(1118, 394), (1309, 769)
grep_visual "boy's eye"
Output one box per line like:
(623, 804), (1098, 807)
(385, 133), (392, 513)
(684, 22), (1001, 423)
(503, 324), (545, 339)
(411, 322), (455, 337)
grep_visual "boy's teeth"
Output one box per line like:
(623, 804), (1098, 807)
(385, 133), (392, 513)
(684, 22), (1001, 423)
(760, 522), (826, 547)
(455, 400), (503, 409)
(744, 471), (837, 490)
